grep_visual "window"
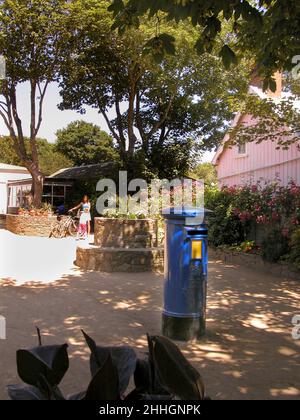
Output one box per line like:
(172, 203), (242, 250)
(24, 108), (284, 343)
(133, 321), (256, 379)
(238, 143), (246, 155)
(7, 185), (31, 208)
(7, 181), (72, 210)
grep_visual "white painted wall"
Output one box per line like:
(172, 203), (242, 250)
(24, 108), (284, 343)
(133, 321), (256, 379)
(0, 182), (7, 214)
(0, 169), (31, 214)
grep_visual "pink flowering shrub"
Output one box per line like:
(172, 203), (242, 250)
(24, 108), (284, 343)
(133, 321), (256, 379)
(226, 180), (300, 234)
(206, 181), (300, 262)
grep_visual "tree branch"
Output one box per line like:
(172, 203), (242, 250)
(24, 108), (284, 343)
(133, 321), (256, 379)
(136, 89), (146, 146)
(115, 96), (126, 152)
(10, 85), (27, 160)
(147, 94), (175, 141)
(99, 104), (121, 145)
(35, 80), (49, 136)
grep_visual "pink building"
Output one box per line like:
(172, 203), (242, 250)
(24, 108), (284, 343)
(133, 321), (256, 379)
(212, 73), (300, 187)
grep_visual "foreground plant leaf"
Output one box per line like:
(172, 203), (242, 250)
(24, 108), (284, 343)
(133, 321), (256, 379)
(134, 359), (151, 391)
(85, 353), (119, 401)
(82, 330), (137, 395)
(152, 336), (205, 400)
(37, 375), (66, 400)
(17, 344), (69, 387)
(7, 384), (47, 400)
(67, 391), (86, 400)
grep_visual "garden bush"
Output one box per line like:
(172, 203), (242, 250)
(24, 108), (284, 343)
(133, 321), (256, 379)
(205, 186), (247, 247)
(205, 181), (300, 261)
(287, 228), (300, 269)
(261, 227), (290, 263)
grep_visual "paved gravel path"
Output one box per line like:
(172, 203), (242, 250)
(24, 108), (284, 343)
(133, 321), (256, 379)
(0, 229), (299, 400)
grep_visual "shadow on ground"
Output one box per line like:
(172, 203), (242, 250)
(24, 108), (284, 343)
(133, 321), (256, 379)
(0, 258), (300, 400)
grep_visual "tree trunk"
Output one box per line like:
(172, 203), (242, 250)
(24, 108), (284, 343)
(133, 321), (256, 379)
(26, 164), (44, 208)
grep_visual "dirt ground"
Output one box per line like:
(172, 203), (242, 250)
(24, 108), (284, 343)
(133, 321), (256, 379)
(0, 229), (299, 400)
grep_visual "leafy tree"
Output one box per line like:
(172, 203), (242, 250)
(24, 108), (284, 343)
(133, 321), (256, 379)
(59, 0), (249, 179)
(109, 0), (300, 90)
(191, 163), (217, 186)
(35, 139), (73, 176)
(0, 0), (69, 206)
(0, 136), (18, 165)
(55, 120), (119, 166)
(0, 136), (72, 176)
(227, 75), (300, 150)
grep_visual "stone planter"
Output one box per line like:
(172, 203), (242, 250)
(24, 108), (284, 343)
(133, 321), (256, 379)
(6, 214), (57, 237)
(94, 218), (161, 248)
(76, 246), (164, 273)
(76, 217), (164, 273)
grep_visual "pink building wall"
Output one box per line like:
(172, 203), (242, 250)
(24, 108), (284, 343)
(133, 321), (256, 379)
(214, 114), (300, 187)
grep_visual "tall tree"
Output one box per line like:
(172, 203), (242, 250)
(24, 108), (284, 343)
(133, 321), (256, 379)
(0, 0), (68, 206)
(55, 120), (119, 166)
(59, 0), (249, 178)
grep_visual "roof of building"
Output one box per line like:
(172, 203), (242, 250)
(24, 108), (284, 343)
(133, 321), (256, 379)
(0, 163), (28, 172)
(49, 162), (116, 180)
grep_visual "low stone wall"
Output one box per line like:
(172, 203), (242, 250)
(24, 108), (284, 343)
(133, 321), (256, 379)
(0, 215), (6, 229)
(210, 247), (300, 281)
(76, 246), (164, 273)
(94, 218), (161, 248)
(6, 214), (57, 237)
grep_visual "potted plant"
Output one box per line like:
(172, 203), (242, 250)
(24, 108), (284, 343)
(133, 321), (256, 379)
(17, 207), (26, 216)
(29, 207), (36, 216)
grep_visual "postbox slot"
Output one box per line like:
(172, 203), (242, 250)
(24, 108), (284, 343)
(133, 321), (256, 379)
(187, 230), (202, 236)
(191, 240), (202, 260)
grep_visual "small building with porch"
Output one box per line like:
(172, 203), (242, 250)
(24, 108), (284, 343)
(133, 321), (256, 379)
(6, 162), (115, 214)
(0, 163), (31, 215)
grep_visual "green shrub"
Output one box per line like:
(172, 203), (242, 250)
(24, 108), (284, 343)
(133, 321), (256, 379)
(205, 187), (245, 247)
(287, 228), (300, 268)
(261, 228), (289, 263)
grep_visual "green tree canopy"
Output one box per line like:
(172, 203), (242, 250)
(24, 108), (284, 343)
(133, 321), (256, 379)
(109, 0), (300, 90)
(191, 162), (217, 187)
(59, 0), (250, 179)
(55, 120), (119, 166)
(0, 136), (73, 176)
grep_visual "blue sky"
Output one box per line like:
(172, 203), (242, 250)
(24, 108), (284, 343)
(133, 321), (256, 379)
(0, 82), (215, 163)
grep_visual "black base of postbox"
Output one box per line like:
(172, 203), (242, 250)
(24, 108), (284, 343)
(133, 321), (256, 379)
(162, 314), (206, 342)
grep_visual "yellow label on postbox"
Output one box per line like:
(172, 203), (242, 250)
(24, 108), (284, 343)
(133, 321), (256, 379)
(191, 240), (202, 260)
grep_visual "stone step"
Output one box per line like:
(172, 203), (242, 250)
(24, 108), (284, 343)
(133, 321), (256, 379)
(76, 246), (164, 273)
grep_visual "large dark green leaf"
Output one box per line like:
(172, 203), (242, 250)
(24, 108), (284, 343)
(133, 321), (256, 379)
(37, 375), (66, 400)
(152, 336), (205, 400)
(107, 0), (125, 17)
(82, 330), (137, 395)
(85, 354), (119, 401)
(7, 384), (47, 400)
(134, 359), (151, 391)
(16, 344), (69, 387)
(219, 45), (238, 70)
